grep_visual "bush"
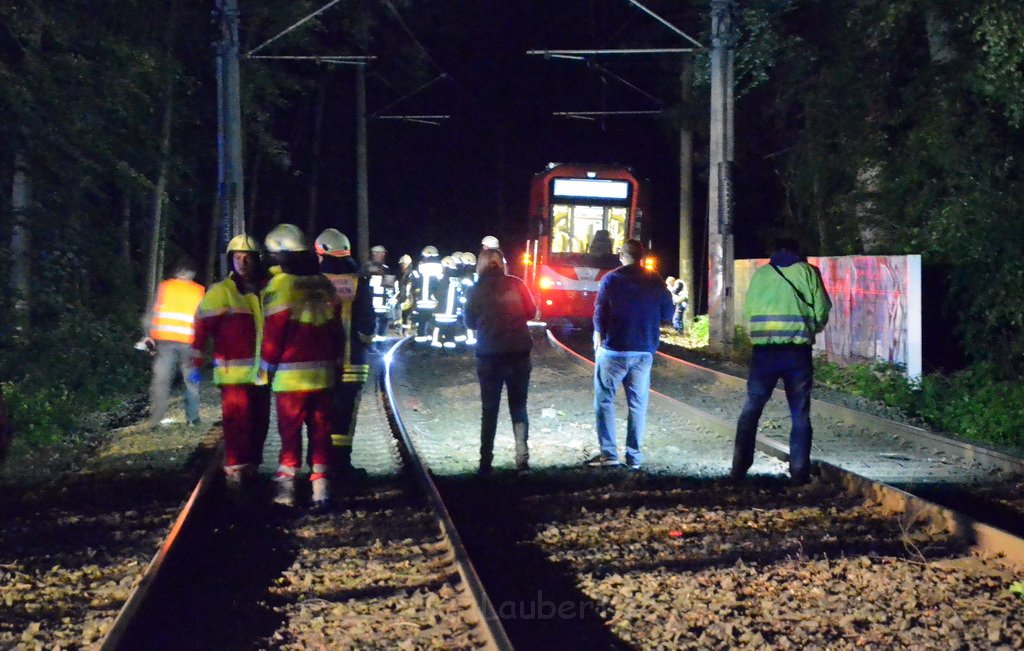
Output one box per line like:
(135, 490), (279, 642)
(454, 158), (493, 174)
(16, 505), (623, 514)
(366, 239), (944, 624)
(0, 314), (149, 448)
(814, 359), (1024, 449)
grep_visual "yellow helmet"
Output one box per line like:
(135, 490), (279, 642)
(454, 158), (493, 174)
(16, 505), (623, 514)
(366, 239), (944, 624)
(264, 223), (308, 253)
(421, 245), (439, 257)
(441, 255), (456, 269)
(398, 254), (412, 267)
(226, 233), (260, 254)
(314, 228), (351, 256)
(460, 251), (476, 266)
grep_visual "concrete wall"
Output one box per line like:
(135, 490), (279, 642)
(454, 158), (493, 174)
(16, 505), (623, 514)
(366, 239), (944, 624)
(734, 255), (922, 379)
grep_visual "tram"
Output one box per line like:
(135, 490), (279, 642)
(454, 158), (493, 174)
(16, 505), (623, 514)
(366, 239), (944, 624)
(519, 162), (651, 326)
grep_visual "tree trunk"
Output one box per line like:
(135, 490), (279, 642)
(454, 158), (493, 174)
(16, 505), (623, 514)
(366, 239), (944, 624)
(120, 191), (132, 267)
(145, 0), (178, 307)
(10, 153), (32, 331)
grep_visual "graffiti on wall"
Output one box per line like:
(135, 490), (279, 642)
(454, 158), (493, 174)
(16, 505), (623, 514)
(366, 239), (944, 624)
(734, 255), (922, 377)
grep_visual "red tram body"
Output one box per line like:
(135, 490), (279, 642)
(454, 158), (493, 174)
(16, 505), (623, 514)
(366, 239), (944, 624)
(519, 162), (650, 326)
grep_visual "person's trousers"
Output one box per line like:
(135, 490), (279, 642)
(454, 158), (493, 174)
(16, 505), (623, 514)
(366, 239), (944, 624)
(733, 344), (814, 479)
(593, 349), (653, 466)
(331, 381), (364, 466)
(476, 353), (531, 468)
(221, 384), (271, 471)
(150, 341), (200, 424)
(275, 390), (333, 480)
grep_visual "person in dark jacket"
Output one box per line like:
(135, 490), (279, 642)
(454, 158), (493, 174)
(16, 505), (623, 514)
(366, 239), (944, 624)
(587, 239), (674, 471)
(463, 248), (537, 474)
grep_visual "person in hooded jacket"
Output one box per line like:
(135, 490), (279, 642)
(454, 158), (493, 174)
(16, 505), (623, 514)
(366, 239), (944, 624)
(731, 238), (831, 485)
(463, 248), (537, 474)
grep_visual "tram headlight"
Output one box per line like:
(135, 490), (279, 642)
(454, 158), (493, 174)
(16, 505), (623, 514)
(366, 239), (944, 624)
(539, 276), (555, 290)
(522, 251), (532, 265)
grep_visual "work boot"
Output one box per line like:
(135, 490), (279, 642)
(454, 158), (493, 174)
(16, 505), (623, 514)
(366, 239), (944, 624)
(513, 422), (530, 472)
(273, 472), (296, 507)
(334, 448), (368, 482)
(311, 476), (331, 509)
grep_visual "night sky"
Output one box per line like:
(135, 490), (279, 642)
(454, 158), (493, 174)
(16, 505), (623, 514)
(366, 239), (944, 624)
(260, 1), (714, 277)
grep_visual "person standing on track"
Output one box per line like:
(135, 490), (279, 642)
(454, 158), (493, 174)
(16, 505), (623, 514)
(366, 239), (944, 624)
(463, 248), (537, 474)
(190, 234), (270, 493)
(261, 224), (341, 508)
(730, 239), (831, 486)
(139, 258), (206, 427)
(315, 228), (374, 481)
(587, 239), (673, 471)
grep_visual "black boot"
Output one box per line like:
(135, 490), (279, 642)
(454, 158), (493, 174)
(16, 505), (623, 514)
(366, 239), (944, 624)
(513, 422), (530, 472)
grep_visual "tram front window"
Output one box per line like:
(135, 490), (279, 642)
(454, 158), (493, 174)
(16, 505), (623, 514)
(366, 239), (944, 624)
(550, 204), (628, 260)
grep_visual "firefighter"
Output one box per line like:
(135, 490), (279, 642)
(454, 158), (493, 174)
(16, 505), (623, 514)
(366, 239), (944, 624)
(190, 234), (270, 491)
(261, 224), (341, 508)
(431, 255), (463, 348)
(365, 244), (392, 339)
(140, 258), (206, 427)
(396, 253), (414, 332)
(458, 252), (479, 345)
(412, 245), (444, 343)
(315, 228), (373, 481)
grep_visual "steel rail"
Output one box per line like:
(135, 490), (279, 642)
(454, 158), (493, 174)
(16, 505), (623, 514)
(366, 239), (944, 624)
(99, 438), (225, 650)
(383, 336), (515, 651)
(547, 331), (1024, 568)
(652, 349), (1024, 475)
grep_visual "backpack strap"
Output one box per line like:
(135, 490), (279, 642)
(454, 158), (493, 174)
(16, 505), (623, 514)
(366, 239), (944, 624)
(769, 263), (814, 309)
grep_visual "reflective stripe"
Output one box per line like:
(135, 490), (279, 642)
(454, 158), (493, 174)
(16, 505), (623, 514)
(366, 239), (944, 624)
(155, 310), (196, 323)
(750, 315), (805, 322)
(215, 358), (257, 368)
(277, 361), (332, 372)
(153, 324), (195, 336)
(331, 434), (354, 447)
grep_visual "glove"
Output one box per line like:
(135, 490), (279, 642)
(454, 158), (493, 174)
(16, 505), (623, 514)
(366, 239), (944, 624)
(187, 369), (202, 385)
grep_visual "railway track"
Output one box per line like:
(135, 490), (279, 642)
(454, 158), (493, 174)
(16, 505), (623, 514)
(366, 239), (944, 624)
(98, 347), (511, 650)
(553, 329), (1024, 539)
(80, 329), (1024, 648)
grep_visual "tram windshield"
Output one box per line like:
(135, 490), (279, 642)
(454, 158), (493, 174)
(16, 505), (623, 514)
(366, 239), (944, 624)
(549, 204), (627, 265)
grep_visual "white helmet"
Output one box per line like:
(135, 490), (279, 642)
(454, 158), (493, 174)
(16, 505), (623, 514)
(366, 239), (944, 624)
(481, 235), (500, 250)
(264, 224), (308, 253)
(370, 244), (387, 254)
(314, 228), (351, 256)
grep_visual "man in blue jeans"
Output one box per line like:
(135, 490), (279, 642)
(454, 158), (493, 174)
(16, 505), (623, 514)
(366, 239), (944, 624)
(731, 240), (831, 485)
(587, 239), (674, 471)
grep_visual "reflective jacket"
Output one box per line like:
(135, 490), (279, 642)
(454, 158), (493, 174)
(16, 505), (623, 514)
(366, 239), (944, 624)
(743, 253), (831, 346)
(260, 270), (341, 392)
(149, 278), (205, 344)
(322, 256), (374, 384)
(191, 274), (266, 386)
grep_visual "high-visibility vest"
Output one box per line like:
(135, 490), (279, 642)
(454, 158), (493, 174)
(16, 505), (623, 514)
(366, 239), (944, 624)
(150, 278), (205, 344)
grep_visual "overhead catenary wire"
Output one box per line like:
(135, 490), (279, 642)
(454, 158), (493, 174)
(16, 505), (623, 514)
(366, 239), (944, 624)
(248, 0), (344, 57)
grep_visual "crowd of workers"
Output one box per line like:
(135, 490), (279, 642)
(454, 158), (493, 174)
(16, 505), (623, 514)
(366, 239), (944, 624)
(140, 227), (507, 508)
(140, 226), (831, 508)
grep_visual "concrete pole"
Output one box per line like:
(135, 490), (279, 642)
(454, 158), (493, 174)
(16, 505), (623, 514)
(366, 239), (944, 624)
(355, 63), (370, 264)
(217, 0), (245, 244)
(678, 54), (695, 324)
(707, 0), (736, 351)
